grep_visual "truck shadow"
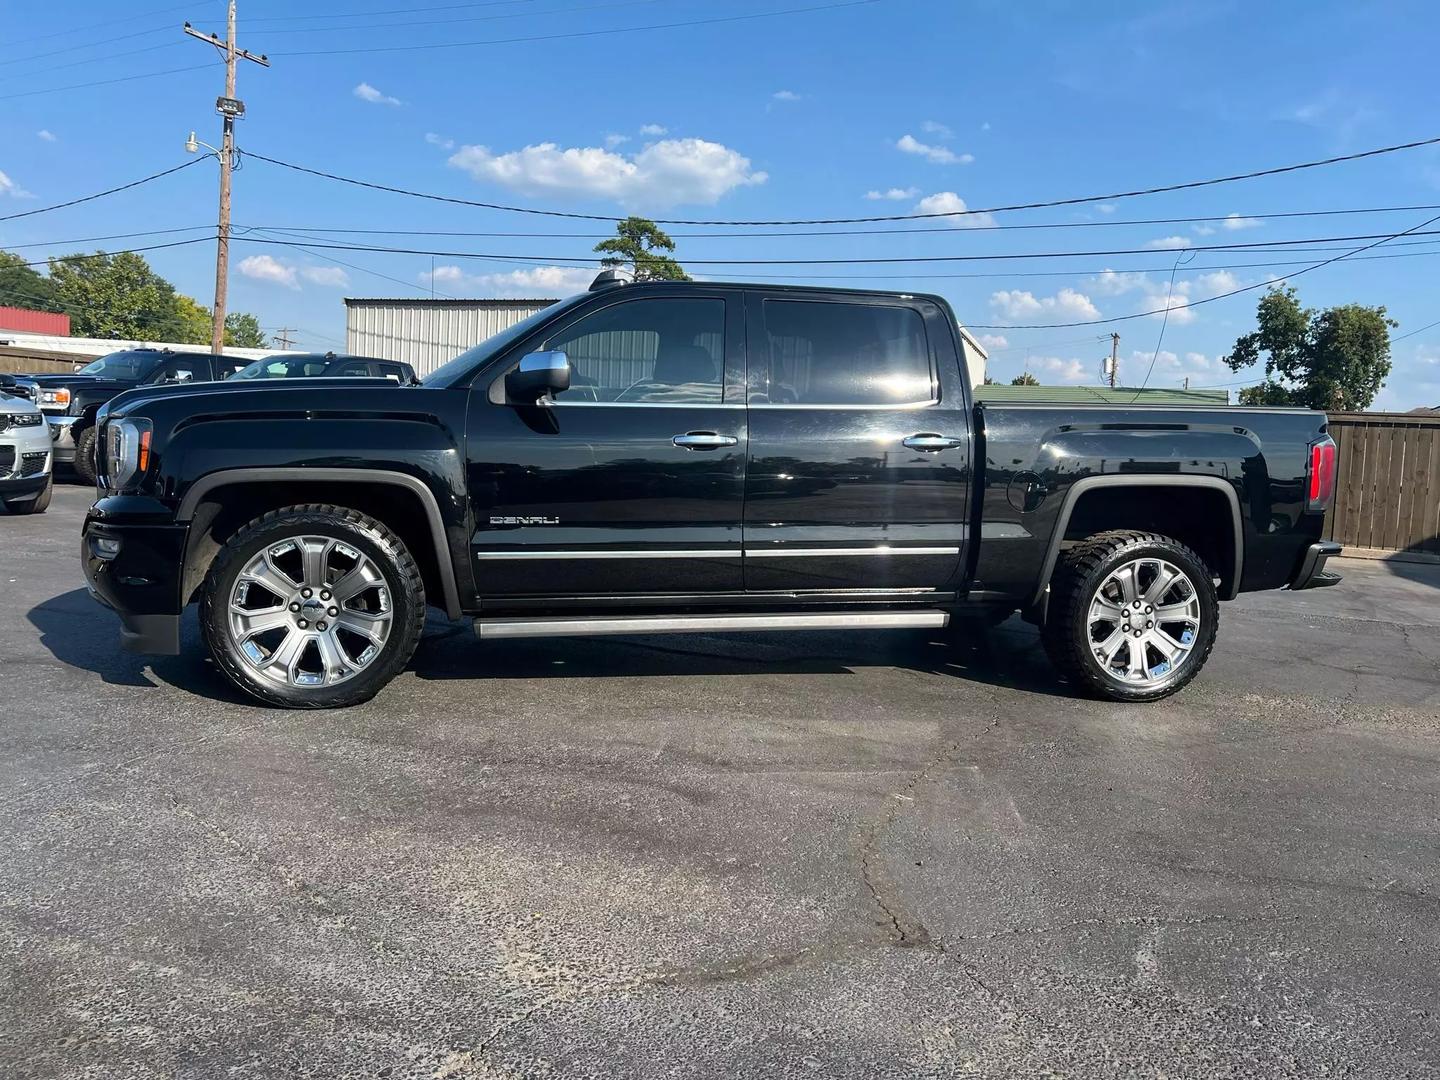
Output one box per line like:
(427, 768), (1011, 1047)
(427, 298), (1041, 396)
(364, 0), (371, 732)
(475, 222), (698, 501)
(27, 589), (1071, 702)
(26, 588), (252, 703)
(409, 615), (1073, 699)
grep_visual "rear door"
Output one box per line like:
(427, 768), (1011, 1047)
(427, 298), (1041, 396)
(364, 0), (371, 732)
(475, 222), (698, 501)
(743, 292), (971, 592)
(466, 288), (748, 598)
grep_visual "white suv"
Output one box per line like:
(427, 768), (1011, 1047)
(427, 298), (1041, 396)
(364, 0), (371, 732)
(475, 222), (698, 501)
(0, 380), (53, 515)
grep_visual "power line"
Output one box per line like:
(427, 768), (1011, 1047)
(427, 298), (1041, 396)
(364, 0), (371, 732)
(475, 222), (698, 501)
(1129, 250), (1196, 397)
(0, 159), (205, 223)
(242, 132), (1440, 226)
(224, 228), (1440, 267)
(0, 226), (215, 250)
(246, 0), (536, 23)
(0, 63), (213, 101)
(0, 23), (177, 68)
(245, 0), (666, 38)
(236, 201), (1440, 241)
(267, 0), (881, 57)
(6, 2), (204, 48)
(6, 237), (216, 270)
(239, 228), (461, 299)
(966, 208), (1440, 329)
(1392, 317), (1440, 343)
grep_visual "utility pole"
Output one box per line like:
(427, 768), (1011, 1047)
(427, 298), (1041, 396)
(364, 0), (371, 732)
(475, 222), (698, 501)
(1108, 332), (1120, 388)
(273, 328), (296, 350)
(184, 5), (268, 356)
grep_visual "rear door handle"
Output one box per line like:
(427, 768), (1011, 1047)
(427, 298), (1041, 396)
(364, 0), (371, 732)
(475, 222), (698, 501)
(902, 433), (964, 452)
(672, 431), (739, 450)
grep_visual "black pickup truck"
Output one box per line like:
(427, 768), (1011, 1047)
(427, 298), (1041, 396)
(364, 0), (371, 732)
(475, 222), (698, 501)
(81, 274), (1341, 708)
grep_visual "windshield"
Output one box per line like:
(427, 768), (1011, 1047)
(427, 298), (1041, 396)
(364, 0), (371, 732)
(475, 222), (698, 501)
(421, 298), (575, 387)
(77, 352), (161, 380)
(229, 357), (331, 380)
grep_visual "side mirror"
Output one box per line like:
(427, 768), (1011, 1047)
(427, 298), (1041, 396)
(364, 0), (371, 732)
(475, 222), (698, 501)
(0, 374), (16, 390)
(506, 349), (571, 403)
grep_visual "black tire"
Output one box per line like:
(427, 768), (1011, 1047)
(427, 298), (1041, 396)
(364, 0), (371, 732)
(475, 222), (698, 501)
(3, 473), (52, 515)
(1041, 530), (1219, 703)
(73, 425), (98, 486)
(200, 504), (426, 709)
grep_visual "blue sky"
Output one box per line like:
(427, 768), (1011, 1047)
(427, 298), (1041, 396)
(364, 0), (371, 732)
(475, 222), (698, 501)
(3, 0), (1439, 407)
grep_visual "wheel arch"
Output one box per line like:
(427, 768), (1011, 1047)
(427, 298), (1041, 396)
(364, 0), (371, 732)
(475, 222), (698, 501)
(176, 468), (463, 619)
(1031, 475), (1243, 608)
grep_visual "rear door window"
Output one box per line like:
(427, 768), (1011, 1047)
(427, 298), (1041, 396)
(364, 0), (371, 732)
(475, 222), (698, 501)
(756, 299), (933, 406)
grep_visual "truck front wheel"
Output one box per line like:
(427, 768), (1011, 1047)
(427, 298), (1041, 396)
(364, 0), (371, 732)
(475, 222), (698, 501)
(1041, 530), (1219, 702)
(200, 504), (426, 708)
(73, 425), (98, 486)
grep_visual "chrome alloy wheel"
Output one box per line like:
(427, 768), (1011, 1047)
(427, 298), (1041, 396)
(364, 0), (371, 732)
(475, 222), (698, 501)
(227, 535), (393, 689)
(1086, 556), (1202, 689)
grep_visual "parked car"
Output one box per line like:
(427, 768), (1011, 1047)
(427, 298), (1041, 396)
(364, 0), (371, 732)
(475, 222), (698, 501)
(80, 273), (1341, 708)
(228, 353), (418, 384)
(18, 349), (239, 485)
(0, 376), (53, 515)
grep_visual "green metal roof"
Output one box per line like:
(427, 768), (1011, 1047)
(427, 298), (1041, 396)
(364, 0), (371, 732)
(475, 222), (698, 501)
(974, 384), (1230, 406)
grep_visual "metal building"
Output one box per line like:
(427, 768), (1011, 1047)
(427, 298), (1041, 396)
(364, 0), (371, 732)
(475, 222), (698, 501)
(345, 297), (557, 378)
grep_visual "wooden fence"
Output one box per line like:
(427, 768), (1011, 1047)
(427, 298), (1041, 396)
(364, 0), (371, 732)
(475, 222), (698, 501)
(1324, 411), (1440, 558)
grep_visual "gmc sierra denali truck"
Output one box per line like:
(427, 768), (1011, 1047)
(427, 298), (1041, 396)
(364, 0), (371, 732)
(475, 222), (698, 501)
(81, 274), (1342, 709)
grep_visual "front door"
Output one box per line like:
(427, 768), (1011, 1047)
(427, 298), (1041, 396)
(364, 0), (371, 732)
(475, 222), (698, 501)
(743, 292), (971, 593)
(466, 290), (747, 599)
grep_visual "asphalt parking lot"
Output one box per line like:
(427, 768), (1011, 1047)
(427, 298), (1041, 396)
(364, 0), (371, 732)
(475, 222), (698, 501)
(2, 484), (1438, 1079)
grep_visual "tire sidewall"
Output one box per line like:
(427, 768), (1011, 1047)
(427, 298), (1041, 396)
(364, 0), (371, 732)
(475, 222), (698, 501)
(73, 426), (98, 486)
(1064, 536), (1219, 702)
(201, 509), (424, 708)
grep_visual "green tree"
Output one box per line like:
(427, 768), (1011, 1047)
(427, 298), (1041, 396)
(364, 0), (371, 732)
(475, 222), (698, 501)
(0, 251), (62, 313)
(1010, 372), (1040, 386)
(48, 251), (183, 340)
(171, 294), (214, 345)
(593, 216), (689, 281)
(1225, 286), (1395, 411)
(224, 311), (268, 348)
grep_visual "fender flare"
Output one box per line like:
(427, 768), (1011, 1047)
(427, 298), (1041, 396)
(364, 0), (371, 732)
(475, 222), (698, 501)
(1031, 474), (1244, 607)
(177, 466), (463, 619)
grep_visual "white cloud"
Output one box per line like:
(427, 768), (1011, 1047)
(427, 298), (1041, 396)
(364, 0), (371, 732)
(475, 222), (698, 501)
(1090, 269), (1148, 296)
(1126, 349), (1225, 383)
(300, 266), (349, 287)
(1033, 356), (1090, 383)
(863, 186), (919, 201)
(0, 170), (30, 198)
(1096, 203), (1116, 214)
(604, 133), (629, 148)
(1192, 223), (1216, 236)
(447, 137), (766, 209)
(1147, 235), (1192, 249)
(919, 119), (953, 138)
(978, 333), (1009, 350)
(238, 254), (299, 289)
(424, 132), (454, 150)
(990, 288), (1099, 322)
(772, 90), (802, 102)
(36, 130), (56, 142)
(896, 133), (971, 165)
(353, 82), (401, 106)
(639, 123), (667, 136)
(1222, 213), (1262, 231)
(913, 191), (996, 228)
(422, 264), (594, 297)
(1194, 270), (1239, 295)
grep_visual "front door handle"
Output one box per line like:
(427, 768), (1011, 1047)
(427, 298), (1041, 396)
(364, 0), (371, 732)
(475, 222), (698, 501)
(673, 431), (739, 450)
(902, 433), (964, 452)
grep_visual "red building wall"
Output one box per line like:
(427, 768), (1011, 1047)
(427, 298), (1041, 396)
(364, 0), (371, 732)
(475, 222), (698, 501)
(0, 306), (71, 336)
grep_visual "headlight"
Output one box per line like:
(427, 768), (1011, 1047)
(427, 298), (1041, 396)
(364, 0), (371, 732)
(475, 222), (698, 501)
(38, 388), (71, 409)
(3, 413), (43, 429)
(103, 418), (153, 491)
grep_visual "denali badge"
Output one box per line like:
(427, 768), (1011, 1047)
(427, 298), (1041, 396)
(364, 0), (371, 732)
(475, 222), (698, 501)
(489, 515), (560, 526)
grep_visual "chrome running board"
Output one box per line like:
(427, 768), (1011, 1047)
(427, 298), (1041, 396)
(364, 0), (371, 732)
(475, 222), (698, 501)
(474, 610), (950, 640)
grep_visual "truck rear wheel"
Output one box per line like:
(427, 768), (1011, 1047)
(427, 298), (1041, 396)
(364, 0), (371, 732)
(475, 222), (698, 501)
(73, 425), (98, 486)
(200, 504), (426, 709)
(1041, 530), (1218, 702)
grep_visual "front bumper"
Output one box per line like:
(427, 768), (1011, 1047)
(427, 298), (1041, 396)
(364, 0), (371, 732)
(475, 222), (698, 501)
(82, 501), (189, 655)
(1289, 541), (1343, 590)
(46, 414), (78, 464)
(1, 421), (53, 496)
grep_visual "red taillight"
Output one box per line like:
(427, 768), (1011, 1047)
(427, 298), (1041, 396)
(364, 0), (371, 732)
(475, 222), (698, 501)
(1308, 436), (1336, 511)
